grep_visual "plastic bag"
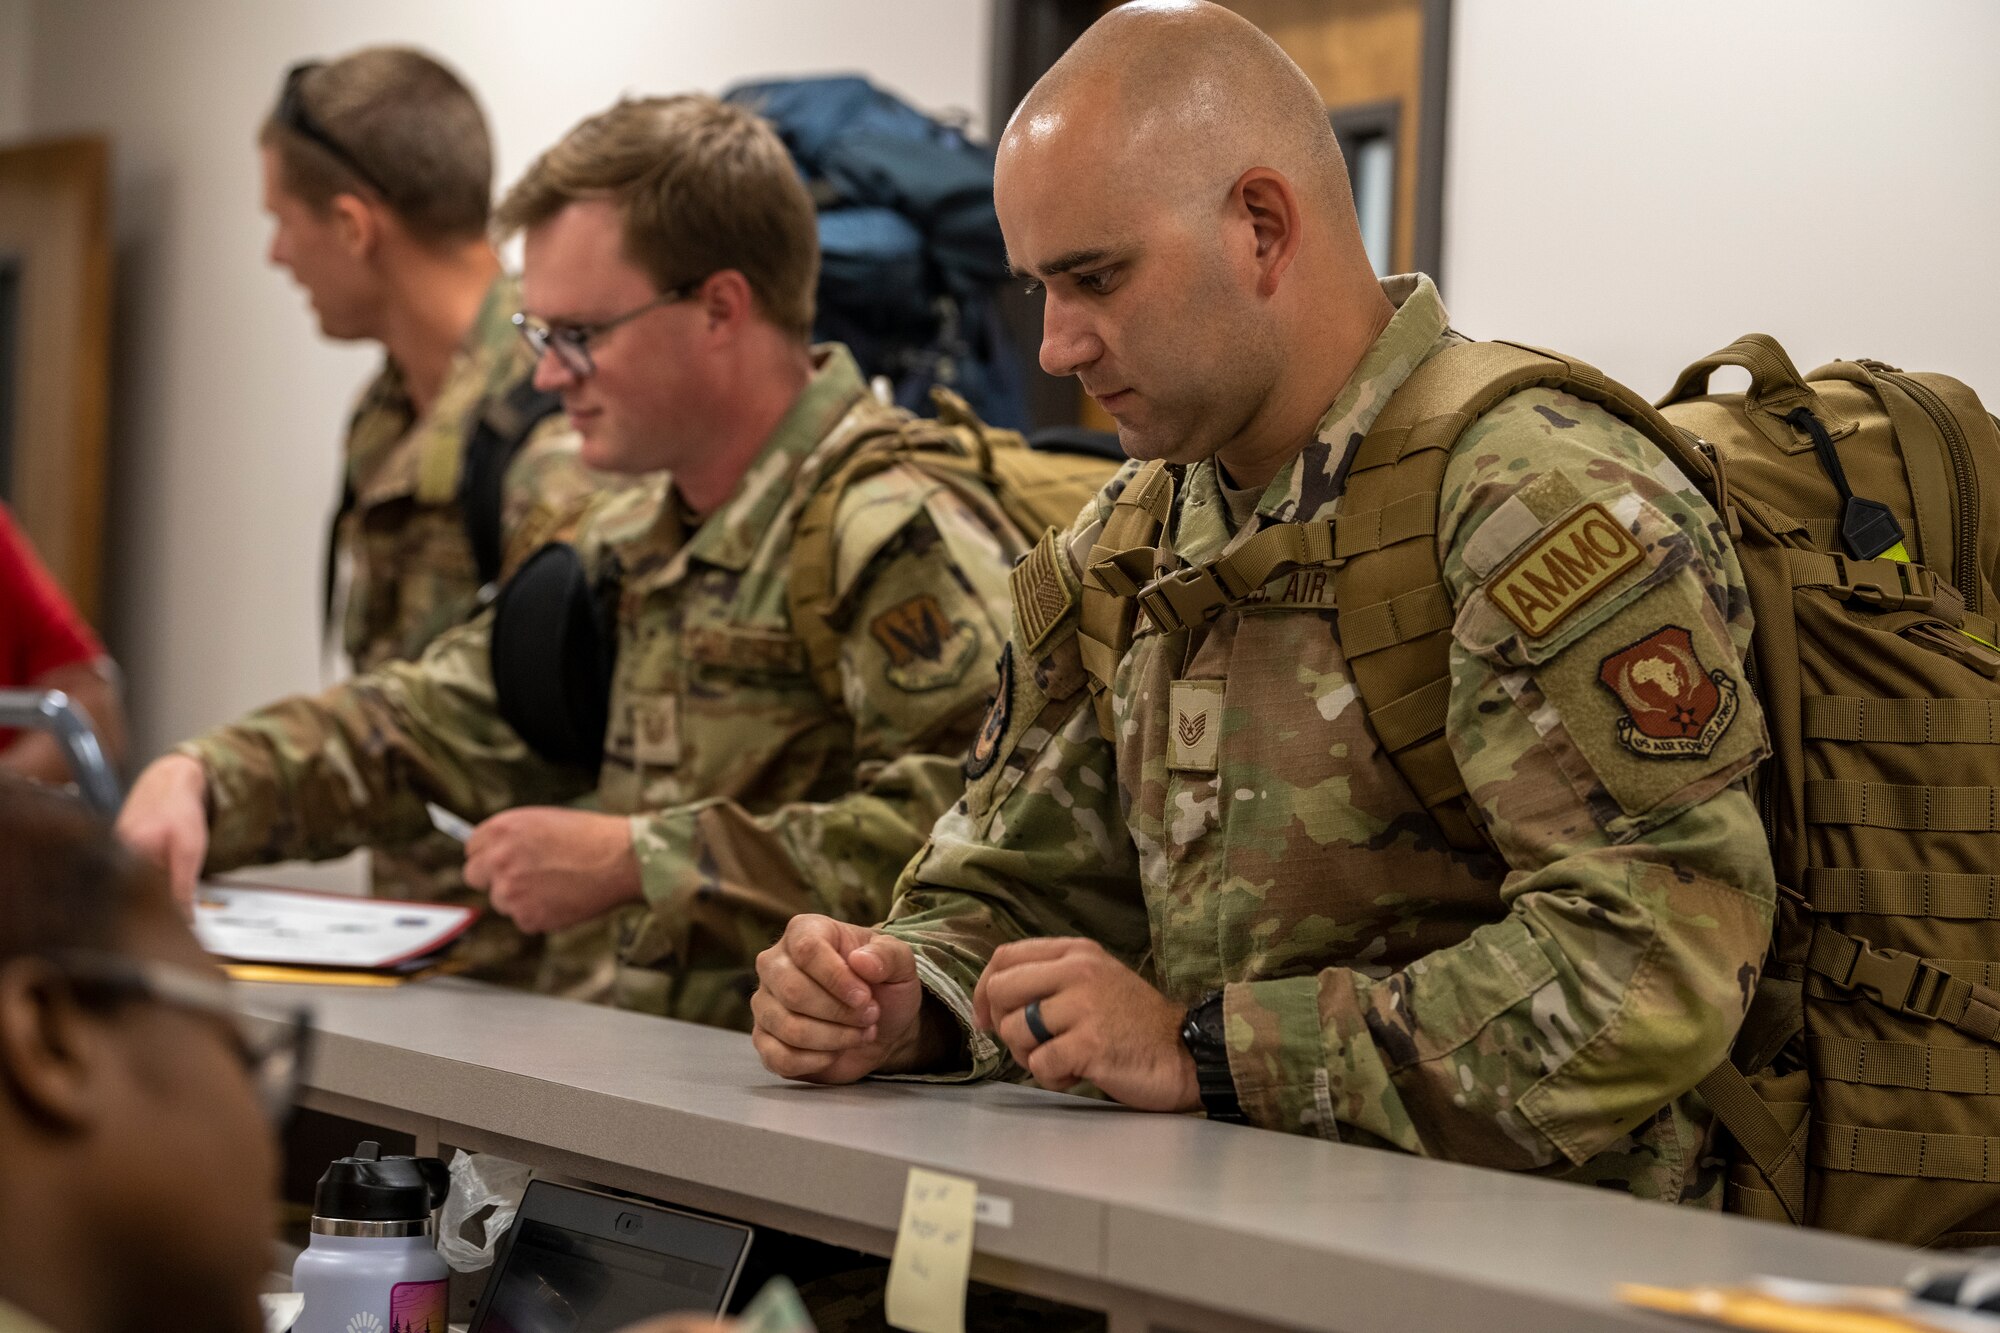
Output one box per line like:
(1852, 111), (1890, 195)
(436, 1150), (533, 1272)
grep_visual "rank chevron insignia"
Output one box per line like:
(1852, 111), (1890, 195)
(1177, 710), (1207, 747)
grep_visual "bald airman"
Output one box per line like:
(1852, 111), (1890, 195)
(752, 0), (1775, 1205)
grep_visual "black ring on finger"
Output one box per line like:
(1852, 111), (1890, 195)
(1023, 997), (1055, 1045)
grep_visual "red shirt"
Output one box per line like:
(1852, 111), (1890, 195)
(0, 502), (103, 745)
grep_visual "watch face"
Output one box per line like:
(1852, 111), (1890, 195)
(1183, 995), (1228, 1059)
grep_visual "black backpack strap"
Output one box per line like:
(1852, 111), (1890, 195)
(322, 475), (358, 633)
(462, 380), (565, 587)
(490, 542), (619, 771)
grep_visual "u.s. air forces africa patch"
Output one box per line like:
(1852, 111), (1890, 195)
(1598, 625), (1738, 759)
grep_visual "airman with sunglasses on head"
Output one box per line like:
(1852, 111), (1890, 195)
(193, 49), (610, 991)
(0, 778), (309, 1333)
(119, 95), (1045, 1029)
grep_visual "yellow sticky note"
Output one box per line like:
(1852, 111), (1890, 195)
(885, 1167), (977, 1333)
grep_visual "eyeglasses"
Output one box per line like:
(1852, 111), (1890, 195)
(48, 951), (315, 1128)
(511, 280), (705, 379)
(274, 61), (393, 202)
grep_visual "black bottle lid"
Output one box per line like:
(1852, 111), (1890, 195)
(312, 1140), (451, 1223)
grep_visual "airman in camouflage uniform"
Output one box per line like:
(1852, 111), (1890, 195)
(751, 1), (1777, 1209)
(251, 48), (607, 987)
(874, 273), (1773, 1201)
(180, 343), (1022, 1025)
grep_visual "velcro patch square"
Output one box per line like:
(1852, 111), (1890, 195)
(630, 695), (680, 768)
(1489, 502), (1643, 639)
(1010, 526), (1077, 653)
(1168, 679), (1223, 773)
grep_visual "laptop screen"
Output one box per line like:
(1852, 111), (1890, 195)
(473, 1182), (751, 1332)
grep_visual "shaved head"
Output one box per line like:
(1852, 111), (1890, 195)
(997, 0), (1389, 478)
(1010, 0), (1354, 222)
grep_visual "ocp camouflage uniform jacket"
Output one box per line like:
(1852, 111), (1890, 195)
(187, 345), (1024, 1027)
(330, 272), (605, 977)
(879, 275), (1778, 1204)
(336, 272), (598, 673)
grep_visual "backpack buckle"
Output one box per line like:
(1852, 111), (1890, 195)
(1137, 566), (1231, 633)
(1829, 555), (1939, 613)
(1839, 941), (1957, 1019)
(1841, 943), (1922, 1010)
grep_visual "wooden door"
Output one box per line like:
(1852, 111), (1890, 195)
(0, 136), (112, 621)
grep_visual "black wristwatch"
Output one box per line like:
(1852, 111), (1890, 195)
(1179, 990), (1246, 1124)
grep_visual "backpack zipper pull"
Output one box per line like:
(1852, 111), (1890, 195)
(1785, 406), (1906, 560)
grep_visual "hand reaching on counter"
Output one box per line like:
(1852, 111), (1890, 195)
(115, 753), (211, 913)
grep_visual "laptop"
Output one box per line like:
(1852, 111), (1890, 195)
(469, 1180), (754, 1332)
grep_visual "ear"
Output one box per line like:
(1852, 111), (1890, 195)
(697, 269), (756, 338)
(1232, 167), (1305, 296)
(0, 960), (114, 1133)
(327, 192), (379, 260)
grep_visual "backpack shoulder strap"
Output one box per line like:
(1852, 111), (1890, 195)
(1335, 339), (1711, 854)
(1076, 459), (1176, 741)
(789, 392), (1121, 712)
(786, 413), (1002, 708)
(461, 380), (566, 588)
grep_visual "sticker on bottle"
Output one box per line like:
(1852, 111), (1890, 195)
(387, 1279), (448, 1333)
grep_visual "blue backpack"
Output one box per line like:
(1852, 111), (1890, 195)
(724, 75), (1027, 429)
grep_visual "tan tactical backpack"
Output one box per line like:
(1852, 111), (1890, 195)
(788, 387), (1120, 705)
(1657, 337), (2000, 1244)
(1076, 333), (2000, 1244)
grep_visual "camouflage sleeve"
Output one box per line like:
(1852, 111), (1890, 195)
(619, 472), (1020, 974)
(182, 609), (590, 872)
(497, 417), (608, 577)
(875, 469), (1153, 1081)
(1224, 389), (1777, 1170)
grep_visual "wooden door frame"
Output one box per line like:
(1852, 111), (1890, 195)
(0, 135), (112, 621)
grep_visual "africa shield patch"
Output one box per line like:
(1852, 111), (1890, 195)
(1598, 625), (1739, 759)
(871, 594), (980, 692)
(1489, 502), (1644, 639)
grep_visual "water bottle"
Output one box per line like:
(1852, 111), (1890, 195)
(293, 1140), (451, 1333)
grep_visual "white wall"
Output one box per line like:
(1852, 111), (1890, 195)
(21, 0), (992, 767)
(1443, 0), (2000, 395)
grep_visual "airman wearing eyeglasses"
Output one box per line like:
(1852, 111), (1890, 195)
(0, 778), (307, 1333)
(118, 95), (1042, 1029)
(245, 47), (612, 991)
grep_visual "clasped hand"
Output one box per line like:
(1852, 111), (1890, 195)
(752, 917), (1198, 1113)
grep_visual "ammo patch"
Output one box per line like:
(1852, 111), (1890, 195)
(965, 645), (1013, 780)
(872, 594), (980, 692)
(1489, 502), (1643, 639)
(1598, 625), (1739, 759)
(1167, 678), (1223, 774)
(631, 695), (681, 768)
(1010, 526), (1076, 653)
